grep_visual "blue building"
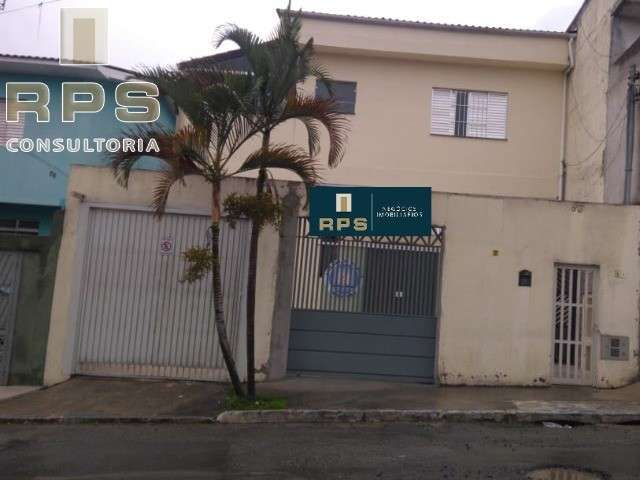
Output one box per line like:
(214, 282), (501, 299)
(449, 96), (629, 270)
(0, 54), (175, 385)
(0, 54), (175, 234)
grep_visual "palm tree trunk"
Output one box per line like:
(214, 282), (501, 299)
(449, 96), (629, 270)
(245, 133), (270, 400)
(211, 181), (244, 397)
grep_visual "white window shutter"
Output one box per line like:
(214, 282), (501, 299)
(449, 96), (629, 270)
(466, 91), (489, 138)
(0, 99), (25, 146)
(485, 92), (508, 139)
(431, 88), (455, 136)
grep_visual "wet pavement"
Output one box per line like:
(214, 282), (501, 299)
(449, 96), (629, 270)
(0, 377), (226, 418)
(1, 376), (639, 419)
(260, 376), (640, 411)
(0, 386), (39, 402)
(0, 422), (638, 479)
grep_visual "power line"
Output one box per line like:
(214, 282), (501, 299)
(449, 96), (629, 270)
(565, 104), (626, 167)
(0, 0), (62, 16)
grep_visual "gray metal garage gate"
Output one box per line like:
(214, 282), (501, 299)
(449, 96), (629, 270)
(72, 206), (250, 382)
(287, 217), (444, 383)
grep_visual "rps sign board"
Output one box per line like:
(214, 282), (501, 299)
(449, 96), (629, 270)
(309, 186), (431, 237)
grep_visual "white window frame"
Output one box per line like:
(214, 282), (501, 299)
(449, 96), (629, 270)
(0, 218), (40, 235)
(0, 98), (26, 147)
(430, 88), (508, 140)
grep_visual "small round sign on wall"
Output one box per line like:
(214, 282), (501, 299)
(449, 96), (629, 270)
(159, 236), (174, 256)
(324, 260), (361, 297)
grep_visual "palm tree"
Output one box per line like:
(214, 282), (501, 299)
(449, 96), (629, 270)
(109, 64), (320, 397)
(216, 6), (349, 399)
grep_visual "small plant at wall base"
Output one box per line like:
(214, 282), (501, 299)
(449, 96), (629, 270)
(216, 4), (349, 400)
(224, 392), (287, 411)
(108, 62), (320, 399)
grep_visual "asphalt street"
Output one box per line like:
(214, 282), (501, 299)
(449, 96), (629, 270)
(0, 422), (639, 479)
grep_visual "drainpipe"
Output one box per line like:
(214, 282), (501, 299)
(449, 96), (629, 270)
(559, 37), (575, 201)
(623, 64), (639, 205)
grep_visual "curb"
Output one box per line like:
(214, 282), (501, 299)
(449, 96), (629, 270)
(0, 415), (217, 425)
(1, 409), (639, 425)
(216, 409), (640, 425)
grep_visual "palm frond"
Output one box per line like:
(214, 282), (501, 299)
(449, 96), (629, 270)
(109, 125), (209, 190)
(151, 164), (189, 216)
(280, 94), (350, 167)
(223, 115), (260, 163)
(235, 144), (322, 184)
(214, 23), (262, 54)
(298, 116), (321, 158)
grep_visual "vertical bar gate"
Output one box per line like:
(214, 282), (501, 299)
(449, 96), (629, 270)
(288, 217), (444, 382)
(73, 207), (250, 382)
(553, 264), (598, 385)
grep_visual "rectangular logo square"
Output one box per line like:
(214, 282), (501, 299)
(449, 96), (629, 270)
(60, 8), (108, 65)
(335, 193), (352, 212)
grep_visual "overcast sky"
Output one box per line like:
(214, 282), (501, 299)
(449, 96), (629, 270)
(0, 0), (583, 69)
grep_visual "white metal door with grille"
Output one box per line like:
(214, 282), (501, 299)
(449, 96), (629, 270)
(72, 207), (250, 381)
(552, 264), (597, 385)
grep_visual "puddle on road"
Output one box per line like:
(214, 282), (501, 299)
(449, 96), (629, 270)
(527, 468), (604, 480)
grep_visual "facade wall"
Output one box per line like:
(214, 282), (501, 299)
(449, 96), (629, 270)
(42, 165), (297, 386)
(234, 52), (567, 200)
(434, 193), (640, 387)
(45, 167), (640, 388)
(564, 0), (616, 202)
(224, 19), (569, 200)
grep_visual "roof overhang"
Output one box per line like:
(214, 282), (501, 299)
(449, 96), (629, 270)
(289, 11), (572, 71)
(0, 54), (133, 81)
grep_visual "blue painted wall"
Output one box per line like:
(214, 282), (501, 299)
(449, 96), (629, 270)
(0, 72), (175, 232)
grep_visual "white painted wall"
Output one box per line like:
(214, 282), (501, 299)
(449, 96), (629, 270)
(45, 166), (640, 388)
(433, 192), (640, 387)
(43, 165), (296, 386)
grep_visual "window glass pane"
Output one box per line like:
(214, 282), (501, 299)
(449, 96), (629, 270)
(466, 91), (489, 138)
(0, 219), (17, 229)
(17, 220), (40, 230)
(454, 91), (468, 137)
(486, 92), (508, 139)
(0, 218), (39, 235)
(0, 98), (26, 146)
(430, 88), (455, 136)
(315, 80), (356, 114)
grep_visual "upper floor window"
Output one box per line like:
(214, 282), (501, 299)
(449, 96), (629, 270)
(0, 98), (26, 147)
(431, 88), (508, 140)
(315, 80), (357, 115)
(0, 218), (40, 235)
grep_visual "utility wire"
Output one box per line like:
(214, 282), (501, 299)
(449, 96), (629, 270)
(565, 103), (626, 167)
(0, 0), (62, 16)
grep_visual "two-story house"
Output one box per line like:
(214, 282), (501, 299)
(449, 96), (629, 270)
(39, 8), (640, 389)
(0, 54), (175, 386)
(186, 10), (572, 200)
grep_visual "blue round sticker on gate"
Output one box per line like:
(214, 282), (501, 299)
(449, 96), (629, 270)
(324, 260), (361, 297)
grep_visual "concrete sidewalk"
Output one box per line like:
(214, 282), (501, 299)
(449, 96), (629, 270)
(0, 375), (639, 424)
(259, 376), (640, 410)
(0, 386), (40, 402)
(0, 377), (226, 421)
